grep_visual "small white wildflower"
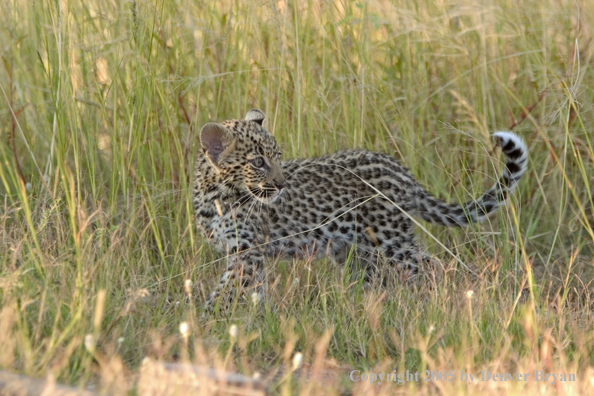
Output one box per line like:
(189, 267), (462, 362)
(251, 292), (261, 305)
(84, 334), (95, 353)
(466, 290), (474, 299)
(184, 279), (193, 297)
(229, 324), (238, 341)
(428, 325), (435, 334)
(291, 278), (300, 287)
(117, 337), (125, 344)
(253, 371), (261, 380)
(25, 182), (32, 191)
(179, 321), (190, 337)
(292, 352), (303, 370)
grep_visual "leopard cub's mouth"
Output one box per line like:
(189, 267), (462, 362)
(248, 185), (284, 204)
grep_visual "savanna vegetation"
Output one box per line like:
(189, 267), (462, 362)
(1, 0), (593, 394)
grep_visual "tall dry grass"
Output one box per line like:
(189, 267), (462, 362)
(1, 0), (593, 394)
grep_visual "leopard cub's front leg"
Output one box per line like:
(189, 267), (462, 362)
(204, 224), (266, 314)
(205, 250), (265, 313)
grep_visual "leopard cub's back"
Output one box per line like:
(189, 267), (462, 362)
(263, 150), (423, 260)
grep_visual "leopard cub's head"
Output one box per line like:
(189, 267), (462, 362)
(199, 109), (286, 204)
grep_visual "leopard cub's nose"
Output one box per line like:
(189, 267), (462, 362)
(275, 180), (286, 190)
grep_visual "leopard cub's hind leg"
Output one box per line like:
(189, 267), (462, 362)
(333, 243), (430, 288)
(357, 242), (442, 288)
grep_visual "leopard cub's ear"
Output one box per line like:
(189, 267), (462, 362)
(245, 109), (265, 125)
(200, 123), (236, 167)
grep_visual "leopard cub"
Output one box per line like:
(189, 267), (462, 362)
(193, 109), (528, 312)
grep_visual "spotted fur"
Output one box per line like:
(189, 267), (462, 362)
(193, 110), (528, 312)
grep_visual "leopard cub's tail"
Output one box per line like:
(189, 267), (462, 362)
(415, 132), (528, 227)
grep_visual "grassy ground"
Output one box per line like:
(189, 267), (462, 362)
(1, 0), (594, 394)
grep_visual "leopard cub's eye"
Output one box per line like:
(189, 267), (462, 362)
(251, 157), (265, 168)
